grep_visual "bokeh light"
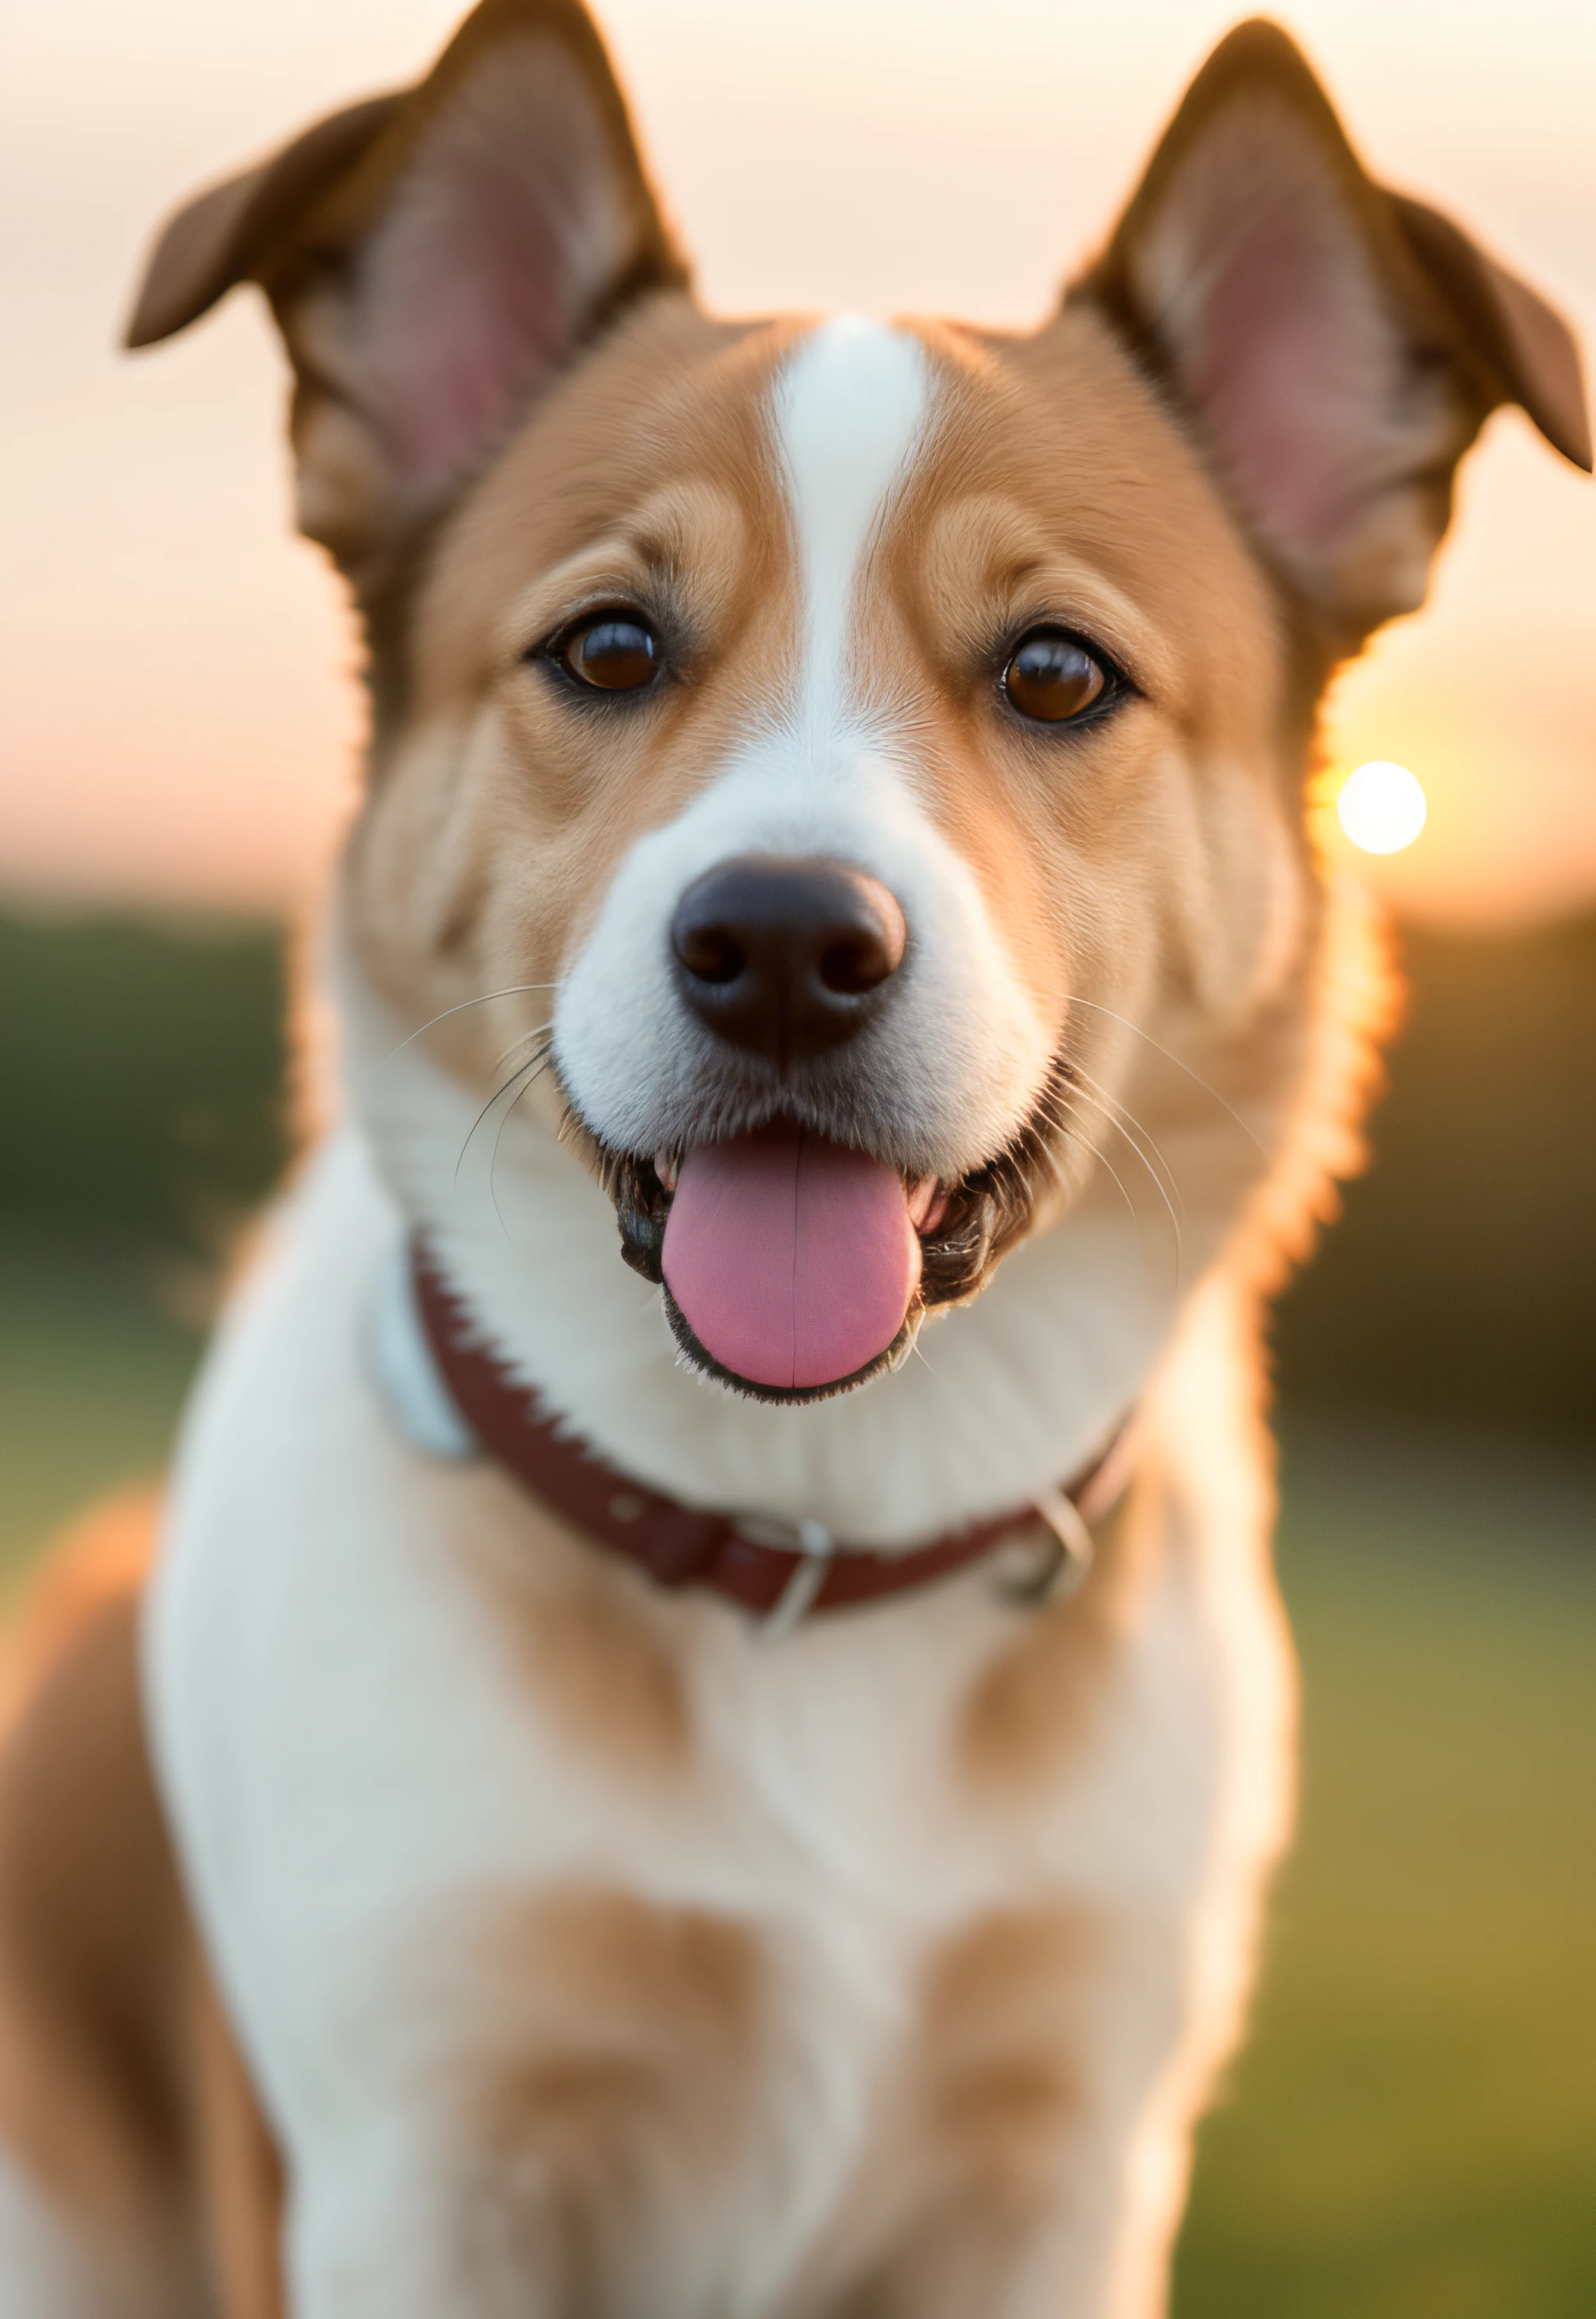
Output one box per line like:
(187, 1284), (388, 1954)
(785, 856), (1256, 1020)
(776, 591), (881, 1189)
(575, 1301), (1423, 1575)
(1336, 761), (1428, 856)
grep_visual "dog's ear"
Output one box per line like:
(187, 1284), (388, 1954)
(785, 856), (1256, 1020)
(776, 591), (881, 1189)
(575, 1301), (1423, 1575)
(125, 0), (687, 588)
(1074, 19), (1590, 645)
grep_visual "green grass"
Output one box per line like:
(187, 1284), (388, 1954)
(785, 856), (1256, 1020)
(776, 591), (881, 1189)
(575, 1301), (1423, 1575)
(1175, 1425), (1596, 2317)
(2, 1246), (1592, 2310)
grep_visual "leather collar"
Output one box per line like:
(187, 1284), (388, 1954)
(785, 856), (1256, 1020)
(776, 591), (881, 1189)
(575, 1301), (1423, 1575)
(409, 1240), (1132, 1638)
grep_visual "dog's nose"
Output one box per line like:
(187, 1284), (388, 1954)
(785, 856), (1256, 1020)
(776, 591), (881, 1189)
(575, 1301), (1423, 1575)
(671, 855), (907, 1064)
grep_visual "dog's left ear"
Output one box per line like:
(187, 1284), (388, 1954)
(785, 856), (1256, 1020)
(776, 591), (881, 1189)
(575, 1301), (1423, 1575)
(125, 0), (687, 592)
(1075, 19), (1590, 645)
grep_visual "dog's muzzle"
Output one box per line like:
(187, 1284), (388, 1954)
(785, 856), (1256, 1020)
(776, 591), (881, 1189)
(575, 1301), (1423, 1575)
(570, 852), (1063, 1404)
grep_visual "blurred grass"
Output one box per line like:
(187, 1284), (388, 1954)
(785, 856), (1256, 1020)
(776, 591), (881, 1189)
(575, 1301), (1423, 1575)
(1175, 1423), (1596, 2317)
(0, 1229), (203, 1586)
(2, 1246), (1592, 2310)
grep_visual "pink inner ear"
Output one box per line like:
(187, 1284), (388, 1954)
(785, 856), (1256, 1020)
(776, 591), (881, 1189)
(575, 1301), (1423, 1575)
(374, 155), (581, 479)
(353, 39), (628, 488)
(1153, 122), (1406, 568)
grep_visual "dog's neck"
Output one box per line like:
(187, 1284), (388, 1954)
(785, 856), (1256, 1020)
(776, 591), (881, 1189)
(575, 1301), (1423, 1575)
(338, 938), (1188, 1549)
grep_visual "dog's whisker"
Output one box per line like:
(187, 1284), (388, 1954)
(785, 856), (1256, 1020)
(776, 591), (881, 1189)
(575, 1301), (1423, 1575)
(1033, 1064), (1181, 1276)
(1049, 1078), (1185, 1285)
(1055, 1078), (1184, 1272)
(1067, 1096), (1181, 1290)
(381, 987), (560, 1068)
(1063, 996), (1268, 1157)
(486, 1046), (558, 1231)
(1035, 1091), (1165, 1286)
(1063, 1057), (1188, 1225)
(489, 1022), (556, 1075)
(454, 1036), (556, 1191)
(1033, 1079), (1135, 1217)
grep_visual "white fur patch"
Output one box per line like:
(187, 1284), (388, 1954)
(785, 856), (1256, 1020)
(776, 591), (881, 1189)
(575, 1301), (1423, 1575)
(775, 316), (928, 725)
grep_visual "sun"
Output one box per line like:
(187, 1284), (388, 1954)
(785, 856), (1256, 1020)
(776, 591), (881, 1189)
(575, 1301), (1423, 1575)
(1336, 761), (1428, 856)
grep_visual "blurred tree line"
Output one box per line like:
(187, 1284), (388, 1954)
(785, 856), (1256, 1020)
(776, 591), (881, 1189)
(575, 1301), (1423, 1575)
(1274, 909), (1594, 1441)
(0, 904), (1591, 1444)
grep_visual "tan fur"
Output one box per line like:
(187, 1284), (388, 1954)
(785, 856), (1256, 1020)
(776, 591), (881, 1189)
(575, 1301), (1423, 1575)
(450, 1888), (762, 2300)
(795, 1898), (1187, 2319)
(464, 1491), (693, 1776)
(957, 1477), (1161, 1792)
(0, 1501), (189, 2234)
(863, 1903), (1115, 2307)
(189, 1979), (287, 2319)
(0, 1502), (284, 2315)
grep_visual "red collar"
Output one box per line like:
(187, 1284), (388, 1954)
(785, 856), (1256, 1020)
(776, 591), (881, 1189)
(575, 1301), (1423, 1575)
(411, 1242), (1132, 1636)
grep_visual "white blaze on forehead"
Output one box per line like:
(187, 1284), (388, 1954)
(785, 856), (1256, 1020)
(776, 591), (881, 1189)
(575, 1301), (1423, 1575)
(772, 317), (929, 720)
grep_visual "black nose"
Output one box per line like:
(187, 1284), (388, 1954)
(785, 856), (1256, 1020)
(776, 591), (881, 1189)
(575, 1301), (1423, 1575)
(670, 854), (907, 1064)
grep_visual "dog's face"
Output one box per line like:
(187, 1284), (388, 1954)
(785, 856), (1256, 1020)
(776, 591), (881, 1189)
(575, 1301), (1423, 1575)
(347, 300), (1298, 1397)
(129, 2), (1587, 1404)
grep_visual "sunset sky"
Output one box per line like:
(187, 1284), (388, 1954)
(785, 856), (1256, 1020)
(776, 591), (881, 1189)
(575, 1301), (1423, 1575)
(3, 0), (1593, 927)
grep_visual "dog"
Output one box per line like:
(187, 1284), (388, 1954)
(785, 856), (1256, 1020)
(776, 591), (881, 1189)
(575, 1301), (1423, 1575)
(1, 5), (1587, 2311)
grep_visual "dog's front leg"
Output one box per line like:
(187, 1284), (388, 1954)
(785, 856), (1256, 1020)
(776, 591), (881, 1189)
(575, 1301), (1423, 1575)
(810, 1901), (1197, 2319)
(287, 2108), (739, 2319)
(279, 1883), (761, 2319)
(288, 2138), (570, 2319)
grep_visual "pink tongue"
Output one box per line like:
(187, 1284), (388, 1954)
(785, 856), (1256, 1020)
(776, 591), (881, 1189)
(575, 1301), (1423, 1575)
(662, 1123), (921, 1390)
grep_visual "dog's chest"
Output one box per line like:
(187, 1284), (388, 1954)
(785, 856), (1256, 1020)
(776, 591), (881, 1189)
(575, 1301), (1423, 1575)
(147, 1135), (1234, 2308)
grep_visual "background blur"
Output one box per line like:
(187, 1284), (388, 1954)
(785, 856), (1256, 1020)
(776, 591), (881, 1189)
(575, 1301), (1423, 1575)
(2, 2), (1592, 2311)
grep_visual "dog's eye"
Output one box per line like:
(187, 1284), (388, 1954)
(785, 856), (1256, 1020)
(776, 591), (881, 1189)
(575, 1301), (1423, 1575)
(556, 612), (660, 694)
(1001, 630), (1107, 724)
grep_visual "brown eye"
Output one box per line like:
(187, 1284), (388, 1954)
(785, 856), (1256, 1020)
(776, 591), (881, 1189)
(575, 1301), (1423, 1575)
(1001, 630), (1107, 723)
(557, 612), (660, 693)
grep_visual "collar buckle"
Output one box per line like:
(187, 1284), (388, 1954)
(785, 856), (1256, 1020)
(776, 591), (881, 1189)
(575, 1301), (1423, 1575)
(995, 1487), (1096, 1607)
(756, 1518), (836, 1643)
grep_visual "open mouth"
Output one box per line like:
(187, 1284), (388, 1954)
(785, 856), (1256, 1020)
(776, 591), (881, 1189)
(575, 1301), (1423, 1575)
(593, 1096), (1063, 1405)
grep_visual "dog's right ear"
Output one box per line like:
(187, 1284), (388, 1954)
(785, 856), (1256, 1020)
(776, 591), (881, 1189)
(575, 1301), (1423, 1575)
(1073, 19), (1589, 650)
(125, 0), (687, 590)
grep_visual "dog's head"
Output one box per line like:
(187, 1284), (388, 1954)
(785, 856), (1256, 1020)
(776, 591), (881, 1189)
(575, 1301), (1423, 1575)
(130, 2), (1587, 1407)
